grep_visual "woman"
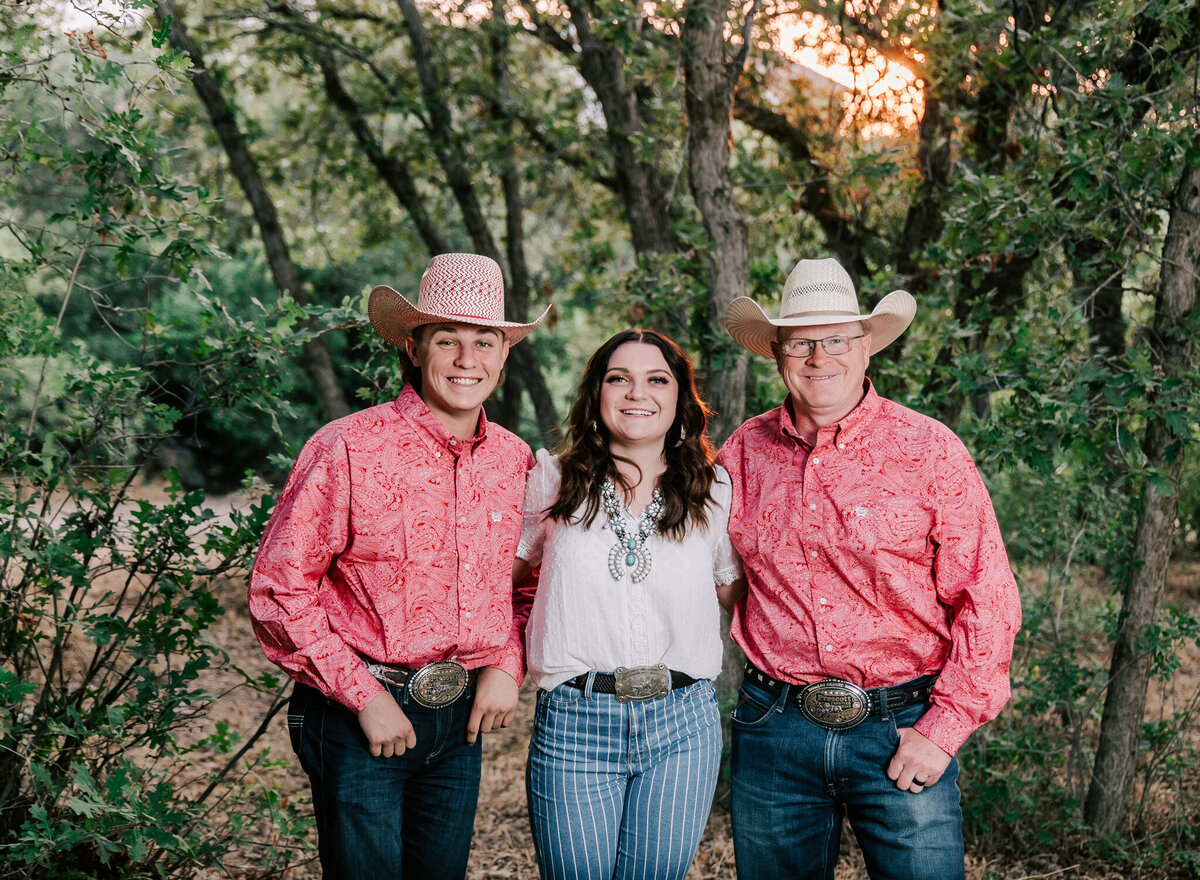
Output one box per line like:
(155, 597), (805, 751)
(514, 329), (744, 880)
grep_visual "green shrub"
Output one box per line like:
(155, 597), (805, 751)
(0, 10), (315, 876)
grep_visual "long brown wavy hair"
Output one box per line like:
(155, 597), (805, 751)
(546, 330), (717, 540)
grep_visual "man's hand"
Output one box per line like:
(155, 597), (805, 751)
(358, 691), (417, 757)
(887, 727), (951, 792)
(466, 667), (519, 744)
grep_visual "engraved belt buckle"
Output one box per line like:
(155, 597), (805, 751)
(797, 679), (870, 730)
(613, 664), (670, 702)
(408, 660), (469, 709)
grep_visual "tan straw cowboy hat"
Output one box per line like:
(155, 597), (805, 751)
(726, 258), (916, 358)
(369, 253), (551, 346)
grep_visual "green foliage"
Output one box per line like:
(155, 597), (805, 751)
(0, 8), (314, 878)
(3, 0), (1199, 875)
(943, 300), (1200, 873)
(961, 571), (1200, 877)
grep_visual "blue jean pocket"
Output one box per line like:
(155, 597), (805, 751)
(886, 700), (930, 741)
(731, 683), (778, 729)
(286, 683), (312, 757)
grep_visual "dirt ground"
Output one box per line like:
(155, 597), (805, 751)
(197, 490), (1199, 880)
(204, 559), (844, 880)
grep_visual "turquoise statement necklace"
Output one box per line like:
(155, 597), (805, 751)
(601, 479), (664, 583)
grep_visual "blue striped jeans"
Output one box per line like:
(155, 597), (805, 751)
(525, 676), (722, 880)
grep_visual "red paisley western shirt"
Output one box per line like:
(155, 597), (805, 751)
(248, 384), (533, 713)
(718, 381), (1020, 755)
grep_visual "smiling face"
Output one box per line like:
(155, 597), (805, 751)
(774, 320), (871, 437)
(598, 341), (679, 454)
(404, 322), (510, 439)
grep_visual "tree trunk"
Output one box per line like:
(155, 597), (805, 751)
(395, 0), (559, 443)
(680, 3), (760, 803)
(896, 91), (952, 285)
(1083, 142), (1200, 834)
(522, 1), (690, 333)
(317, 54), (450, 257)
(681, 0), (756, 442)
(732, 94), (867, 278)
(921, 251), (1036, 429)
(562, 0), (680, 257)
(486, 5), (560, 447)
(158, 2), (350, 422)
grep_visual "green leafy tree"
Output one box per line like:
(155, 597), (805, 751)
(0, 4), (312, 876)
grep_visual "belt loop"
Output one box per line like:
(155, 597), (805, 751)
(773, 682), (791, 715)
(583, 670), (597, 700)
(878, 687), (891, 722)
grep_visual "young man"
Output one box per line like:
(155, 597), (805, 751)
(718, 257), (1021, 880)
(248, 253), (549, 880)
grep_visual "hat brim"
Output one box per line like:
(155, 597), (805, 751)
(726, 289), (916, 358)
(368, 285), (550, 347)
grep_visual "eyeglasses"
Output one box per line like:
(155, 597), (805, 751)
(776, 334), (865, 358)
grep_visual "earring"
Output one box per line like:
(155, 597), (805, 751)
(673, 426), (686, 447)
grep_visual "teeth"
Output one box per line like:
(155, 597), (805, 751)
(622, 409), (654, 416)
(449, 378), (480, 385)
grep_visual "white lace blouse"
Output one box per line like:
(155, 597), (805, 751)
(517, 449), (742, 691)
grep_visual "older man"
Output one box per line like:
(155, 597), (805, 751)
(249, 254), (549, 880)
(718, 257), (1021, 880)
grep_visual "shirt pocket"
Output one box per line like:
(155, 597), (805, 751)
(731, 477), (796, 566)
(840, 494), (935, 565)
(494, 504), (522, 549)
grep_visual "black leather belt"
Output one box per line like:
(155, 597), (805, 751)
(567, 665), (698, 702)
(362, 657), (479, 708)
(744, 662), (937, 730)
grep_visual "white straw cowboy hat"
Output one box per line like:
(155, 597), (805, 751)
(369, 253), (551, 346)
(726, 258), (916, 358)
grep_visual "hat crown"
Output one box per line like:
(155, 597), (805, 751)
(723, 256), (915, 359)
(368, 252), (550, 347)
(779, 258), (861, 320)
(418, 253), (506, 322)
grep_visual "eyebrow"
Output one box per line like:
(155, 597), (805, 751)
(605, 366), (672, 375)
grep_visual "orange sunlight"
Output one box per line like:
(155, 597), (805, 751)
(772, 9), (925, 138)
(437, 1), (925, 137)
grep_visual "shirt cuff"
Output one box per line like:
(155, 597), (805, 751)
(516, 538), (541, 566)
(338, 664), (387, 714)
(490, 641), (526, 687)
(912, 703), (976, 757)
(714, 564), (741, 586)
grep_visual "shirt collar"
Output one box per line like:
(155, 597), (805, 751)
(395, 383), (488, 454)
(776, 397), (809, 448)
(831, 378), (880, 447)
(775, 378), (880, 449)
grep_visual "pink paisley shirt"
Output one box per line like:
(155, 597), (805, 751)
(718, 381), (1020, 755)
(248, 384), (533, 713)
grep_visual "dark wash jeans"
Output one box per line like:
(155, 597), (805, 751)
(730, 678), (965, 880)
(288, 680), (482, 880)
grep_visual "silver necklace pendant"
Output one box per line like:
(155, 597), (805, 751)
(608, 540), (653, 583)
(601, 479), (663, 584)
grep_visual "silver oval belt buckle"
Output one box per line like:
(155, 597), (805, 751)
(797, 679), (870, 730)
(613, 664), (670, 702)
(408, 660), (469, 709)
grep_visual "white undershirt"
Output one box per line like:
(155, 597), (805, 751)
(517, 449), (741, 690)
